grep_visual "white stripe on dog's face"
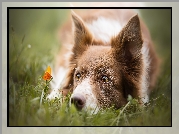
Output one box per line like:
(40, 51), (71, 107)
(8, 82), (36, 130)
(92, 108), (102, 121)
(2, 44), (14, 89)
(70, 79), (99, 114)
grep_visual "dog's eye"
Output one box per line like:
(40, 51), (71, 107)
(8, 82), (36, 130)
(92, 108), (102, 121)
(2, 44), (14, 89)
(101, 75), (109, 83)
(75, 72), (81, 80)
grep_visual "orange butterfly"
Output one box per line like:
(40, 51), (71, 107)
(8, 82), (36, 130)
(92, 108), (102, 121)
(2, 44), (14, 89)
(43, 66), (52, 80)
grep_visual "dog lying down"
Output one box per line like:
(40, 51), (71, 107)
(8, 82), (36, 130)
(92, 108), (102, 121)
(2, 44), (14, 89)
(47, 9), (160, 114)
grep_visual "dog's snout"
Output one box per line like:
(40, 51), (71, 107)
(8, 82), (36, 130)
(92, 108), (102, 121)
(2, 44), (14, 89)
(71, 94), (86, 110)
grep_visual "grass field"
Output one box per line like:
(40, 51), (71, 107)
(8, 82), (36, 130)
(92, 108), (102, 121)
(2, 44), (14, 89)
(8, 9), (171, 126)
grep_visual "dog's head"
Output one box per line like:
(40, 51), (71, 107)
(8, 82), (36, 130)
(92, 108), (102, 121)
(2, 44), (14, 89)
(65, 11), (144, 114)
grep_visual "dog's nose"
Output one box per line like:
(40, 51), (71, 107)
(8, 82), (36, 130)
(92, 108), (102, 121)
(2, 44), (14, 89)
(71, 94), (86, 110)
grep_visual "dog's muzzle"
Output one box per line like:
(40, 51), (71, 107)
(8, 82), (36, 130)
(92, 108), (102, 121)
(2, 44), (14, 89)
(69, 79), (99, 114)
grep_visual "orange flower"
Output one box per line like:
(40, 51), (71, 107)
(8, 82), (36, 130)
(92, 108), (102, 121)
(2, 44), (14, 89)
(43, 66), (52, 80)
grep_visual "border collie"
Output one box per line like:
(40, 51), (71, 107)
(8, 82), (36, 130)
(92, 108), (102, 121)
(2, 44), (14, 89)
(47, 8), (160, 114)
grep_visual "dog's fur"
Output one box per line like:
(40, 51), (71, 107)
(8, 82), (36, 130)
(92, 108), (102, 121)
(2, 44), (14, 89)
(48, 8), (160, 113)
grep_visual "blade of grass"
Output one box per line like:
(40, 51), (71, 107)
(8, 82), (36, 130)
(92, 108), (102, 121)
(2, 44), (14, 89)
(110, 101), (130, 126)
(40, 89), (44, 108)
(10, 34), (26, 72)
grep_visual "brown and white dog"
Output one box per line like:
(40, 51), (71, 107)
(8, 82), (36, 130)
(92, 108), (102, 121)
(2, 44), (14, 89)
(47, 8), (160, 114)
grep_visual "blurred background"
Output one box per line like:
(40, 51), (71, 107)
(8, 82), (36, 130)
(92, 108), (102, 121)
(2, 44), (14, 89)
(9, 8), (171, 58)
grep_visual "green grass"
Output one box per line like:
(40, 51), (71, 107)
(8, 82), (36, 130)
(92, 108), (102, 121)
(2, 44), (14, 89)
(9, 9), (171, 126)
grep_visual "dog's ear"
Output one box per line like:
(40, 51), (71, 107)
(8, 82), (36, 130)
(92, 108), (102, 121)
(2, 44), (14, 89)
(111, 15), (143, 61)
(71, 10), (93, 57)
(111, 15), (143, 99)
